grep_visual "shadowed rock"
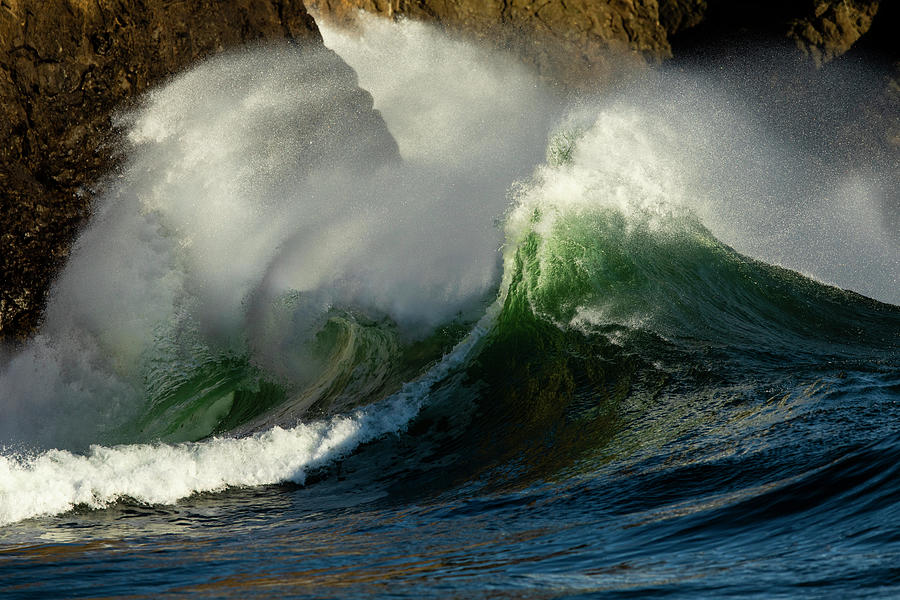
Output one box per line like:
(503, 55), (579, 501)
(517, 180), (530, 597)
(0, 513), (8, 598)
(0, 0), (397, 341)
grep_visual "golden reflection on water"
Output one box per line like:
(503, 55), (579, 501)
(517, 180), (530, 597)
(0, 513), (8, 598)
(169, 523), (572, 597)
(2, 494), (579, 598)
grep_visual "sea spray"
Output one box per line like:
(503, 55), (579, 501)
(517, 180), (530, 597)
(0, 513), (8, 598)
(0, 33), (560, 450)
(503, 109), (898, 352)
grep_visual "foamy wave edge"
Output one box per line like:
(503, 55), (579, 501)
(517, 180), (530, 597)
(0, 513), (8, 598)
(0, 315), (491, 526)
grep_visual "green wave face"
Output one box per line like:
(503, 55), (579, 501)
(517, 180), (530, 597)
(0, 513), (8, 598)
(410, 123), (899, 491)
(502, 124), (899, 356)
(122, 118), (898, 447)
(125, 301), (471, 444)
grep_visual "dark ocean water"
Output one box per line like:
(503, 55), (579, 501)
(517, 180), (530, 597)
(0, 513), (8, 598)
(2, 19), (899, 599)
(2, 362), (899, 598)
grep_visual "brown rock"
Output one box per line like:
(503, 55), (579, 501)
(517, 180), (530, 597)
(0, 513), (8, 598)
(308, 0), (672, 89)
(788, 0), (880, 66)
(0, 1), (344, 341)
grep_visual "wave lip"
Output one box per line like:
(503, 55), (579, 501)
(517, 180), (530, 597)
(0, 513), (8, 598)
(501, 111), (900, 355)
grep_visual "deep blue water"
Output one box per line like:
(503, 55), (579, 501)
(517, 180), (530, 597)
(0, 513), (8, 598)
(3, 351), (899, 597)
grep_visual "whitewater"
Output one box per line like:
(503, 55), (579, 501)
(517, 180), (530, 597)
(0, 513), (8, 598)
(1, 15), (898, 599)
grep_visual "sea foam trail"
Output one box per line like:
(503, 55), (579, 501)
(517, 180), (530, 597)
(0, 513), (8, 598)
(0, 314), (491, 526)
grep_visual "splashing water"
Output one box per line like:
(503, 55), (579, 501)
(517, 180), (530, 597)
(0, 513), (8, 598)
(1, 16), (898, 599)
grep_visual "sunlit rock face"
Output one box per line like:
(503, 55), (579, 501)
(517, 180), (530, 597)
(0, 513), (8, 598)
(306, 0), (890, 84)
(305, 0), (897, 234)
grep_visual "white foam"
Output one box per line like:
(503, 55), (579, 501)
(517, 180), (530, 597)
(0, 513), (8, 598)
(501, 108), (694, 294)
(0, 313), (491, 526)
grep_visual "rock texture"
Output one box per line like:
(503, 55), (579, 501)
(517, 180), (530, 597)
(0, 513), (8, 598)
(0, 1), (321, 341)
(309, 0), (672, 87)
(307, 0), (891, 85)
(787, 0), (880, 66)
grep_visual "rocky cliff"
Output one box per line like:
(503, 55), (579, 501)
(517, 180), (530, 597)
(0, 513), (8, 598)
(0, 0), (392, 341)
(307, 0), (891, 85)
